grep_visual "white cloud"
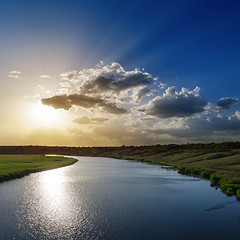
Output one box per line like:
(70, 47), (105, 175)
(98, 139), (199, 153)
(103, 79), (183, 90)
(138, 86), (207, 118)
(40, 75), (51, 78)
(9, 70), (21, 75)
(8, 74), (19, 79)
(8, 70), (21, 79)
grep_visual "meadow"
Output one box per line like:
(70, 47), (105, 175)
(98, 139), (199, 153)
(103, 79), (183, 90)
(0, 155), (77, 182)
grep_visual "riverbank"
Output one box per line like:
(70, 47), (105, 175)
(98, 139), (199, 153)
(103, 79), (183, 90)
(95, 145), (240, 198)
(0, 155), (77, 183)
(0, 143), (240, 197)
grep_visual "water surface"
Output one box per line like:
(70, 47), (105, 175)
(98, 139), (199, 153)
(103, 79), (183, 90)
(0, 157), (239, 239)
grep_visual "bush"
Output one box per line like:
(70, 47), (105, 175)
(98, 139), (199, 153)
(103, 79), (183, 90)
(237, 189), (240, 197)
(200, 170), (211, 179)
(226, 187), (235, 196)
(210, 174), (221, 185)
(191, 169), (200, 175)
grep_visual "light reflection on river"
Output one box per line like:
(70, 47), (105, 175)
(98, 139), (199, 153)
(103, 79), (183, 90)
(0, 156), (239, 240)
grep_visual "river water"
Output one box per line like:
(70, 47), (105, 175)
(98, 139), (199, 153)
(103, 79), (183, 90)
(0, 156), (239, 240)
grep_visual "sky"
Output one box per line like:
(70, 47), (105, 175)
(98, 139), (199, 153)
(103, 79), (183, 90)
(0, 0), (240, 146)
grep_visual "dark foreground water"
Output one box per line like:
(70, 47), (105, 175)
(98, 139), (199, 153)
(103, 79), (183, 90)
(0, 157), (239, 240)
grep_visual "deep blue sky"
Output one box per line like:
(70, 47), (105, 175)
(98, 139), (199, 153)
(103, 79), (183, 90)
(1, 0), (240, 99)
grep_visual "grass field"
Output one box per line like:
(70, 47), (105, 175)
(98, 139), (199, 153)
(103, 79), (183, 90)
(0, 155), (77, 182)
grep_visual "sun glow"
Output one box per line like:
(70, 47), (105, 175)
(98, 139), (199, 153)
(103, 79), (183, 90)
(30, 100), (64, 127)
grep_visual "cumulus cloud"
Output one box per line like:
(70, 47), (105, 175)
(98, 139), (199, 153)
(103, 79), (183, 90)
(80, 71), (152, 95)
(37, 61), (240, 145)
(41, 62), (158, 115)
(138, 86), (207, 118)
(41, 94), (127, 114)
(60, 71), (78, 81)
(216, 97), (238, 111)
(72, 116), (108, 124)
(137, 88), (152, 99)
(60, 62), (154, 98)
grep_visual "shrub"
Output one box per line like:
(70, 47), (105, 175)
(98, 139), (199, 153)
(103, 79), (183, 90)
(237, 189), (240, 197)
(200, 170), (211, 179)
(226, 187), (235, 196)
(210, 174), (221, 185)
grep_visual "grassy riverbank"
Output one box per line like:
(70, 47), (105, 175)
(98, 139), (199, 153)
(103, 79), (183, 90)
(0, 143), (240, 197)
(0, 155), (77, 182)
(95, 145), (240, 198)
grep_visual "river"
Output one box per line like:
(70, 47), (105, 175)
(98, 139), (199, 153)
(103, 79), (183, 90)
(0, 156), (239, 239)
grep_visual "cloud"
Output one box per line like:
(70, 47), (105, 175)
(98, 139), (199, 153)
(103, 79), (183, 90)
(8, 70), (21, 79)
(41, 95), (71, 110)
(216, 97), (238, 111)
(137, 88), (152, 99)
(60, 71), (78, 81)
(72, 116), (108, 124)
(40, 75), (51, 78)
(60, 62), (154, 100)
(138, 86), (207, 118)
(41, 94), (127, 114)
(37, 61), (240, 145)
(41, 62), (158, 115)
(9, 70), (21, 74)
(8, 75), (20, 79)
(145, 111), (240, 142)
(80, 71), (152, 95)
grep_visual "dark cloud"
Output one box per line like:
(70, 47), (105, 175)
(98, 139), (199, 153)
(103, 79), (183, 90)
(216, 97), (238, 111)
(41, 94), (127, 114)
(137, 88), (152, 99)
(80, 72), (152, 95)
(73, 116), (108, 124)
(41, 95), (71, 110)
(138, 86), (207, 118)
(147, 112), (240, 141)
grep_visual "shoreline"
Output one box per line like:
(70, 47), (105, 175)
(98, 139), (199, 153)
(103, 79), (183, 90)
(114, 156), (240, 199)
(0, 143), (240, 198)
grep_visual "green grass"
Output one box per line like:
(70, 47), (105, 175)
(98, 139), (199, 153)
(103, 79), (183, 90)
(0, 155), (77, 182)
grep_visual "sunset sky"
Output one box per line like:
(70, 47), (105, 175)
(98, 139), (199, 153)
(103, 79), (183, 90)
(0, 0), (240, 146)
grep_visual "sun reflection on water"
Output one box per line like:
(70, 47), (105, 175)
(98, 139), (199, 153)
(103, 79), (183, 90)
(41, 168), (65, 199)
(33, 166), (95, 239)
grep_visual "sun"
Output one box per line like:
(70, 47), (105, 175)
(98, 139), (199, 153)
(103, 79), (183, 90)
(30, 100), (63, 127)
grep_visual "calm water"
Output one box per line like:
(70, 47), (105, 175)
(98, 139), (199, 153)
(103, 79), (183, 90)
(0, 157), (239, 240)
